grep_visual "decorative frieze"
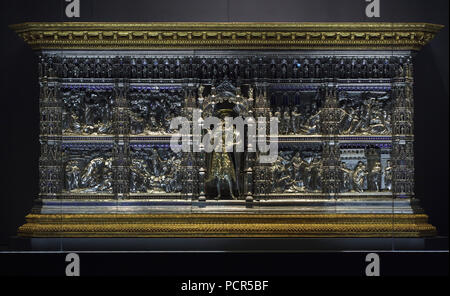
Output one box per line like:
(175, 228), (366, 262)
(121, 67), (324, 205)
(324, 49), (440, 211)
(36, 54), (415, 81)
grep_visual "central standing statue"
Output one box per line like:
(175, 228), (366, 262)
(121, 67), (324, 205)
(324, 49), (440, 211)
(206, 110), (239, 199)
(201, 81), (249, 200)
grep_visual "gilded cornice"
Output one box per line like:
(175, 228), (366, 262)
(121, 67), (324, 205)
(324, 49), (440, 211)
(10, 22), (444, 51)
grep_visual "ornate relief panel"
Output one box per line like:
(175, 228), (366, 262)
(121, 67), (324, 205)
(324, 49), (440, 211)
(11, 22), (442, 237)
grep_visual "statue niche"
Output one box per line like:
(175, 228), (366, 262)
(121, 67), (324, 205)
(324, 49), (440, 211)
(202, 81), (249, 200)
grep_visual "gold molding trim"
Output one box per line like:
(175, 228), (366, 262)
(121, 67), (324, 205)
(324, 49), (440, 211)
(10, 22), (444, 51)
(19, 213), (436, 238)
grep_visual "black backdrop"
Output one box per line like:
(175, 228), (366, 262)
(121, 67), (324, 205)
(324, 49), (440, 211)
(0, 0), (448, 245)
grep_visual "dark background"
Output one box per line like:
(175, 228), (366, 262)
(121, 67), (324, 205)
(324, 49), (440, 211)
(0, 0), (448, 246)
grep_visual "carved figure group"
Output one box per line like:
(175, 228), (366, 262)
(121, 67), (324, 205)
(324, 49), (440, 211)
(271, 93), (391, 135)
(271, 150), (392, 194)
(271, 151), (323, 193)
(62, 89), (114, 134)
(129, 91), (182, 134)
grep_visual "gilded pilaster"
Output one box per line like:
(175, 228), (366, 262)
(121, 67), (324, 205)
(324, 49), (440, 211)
(253, 83), (272, 197)
(38, 77), (63, 199)
(392, 59), (415, 198)
(112, 81), (131, 198)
